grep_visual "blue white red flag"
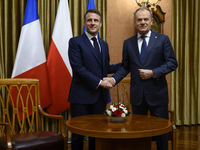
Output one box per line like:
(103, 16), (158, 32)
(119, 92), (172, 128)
(11, 0), (52, 116)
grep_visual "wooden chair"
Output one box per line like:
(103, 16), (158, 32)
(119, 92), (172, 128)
(117, 78), (177, 150)
(117, 78), (131, 106)
(168, 110), (177, 150)
(0, 78), (67, 150)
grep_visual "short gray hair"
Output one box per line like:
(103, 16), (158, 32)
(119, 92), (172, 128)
(134, 7), (153, 19)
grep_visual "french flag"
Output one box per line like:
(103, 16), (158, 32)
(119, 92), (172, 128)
(11, 0), (52, 111)
(46, 0), (73, 114)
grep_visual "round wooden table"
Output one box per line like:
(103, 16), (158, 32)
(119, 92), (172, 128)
(66, 114), (172, 150)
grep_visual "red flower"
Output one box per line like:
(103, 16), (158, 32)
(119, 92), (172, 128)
(104, 102), (131, 117)
(113, 104), (118, 108)
(121, 105), (125, 108)
(114, 110), (123, 117)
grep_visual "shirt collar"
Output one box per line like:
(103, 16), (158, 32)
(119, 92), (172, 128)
(137, 30), (151, 39)
(85, 31), (98, 40)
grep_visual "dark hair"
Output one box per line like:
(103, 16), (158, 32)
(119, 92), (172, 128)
(84, 9), (102, 22)
(134, 7), (153, 19)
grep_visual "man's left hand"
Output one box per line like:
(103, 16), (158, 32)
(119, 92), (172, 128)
(138, 69), (155, 80)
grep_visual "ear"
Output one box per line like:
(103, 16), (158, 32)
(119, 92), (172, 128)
(99, 21), (102, 28)
(150, 18), (153, 25)
(134, 20), (137, 29)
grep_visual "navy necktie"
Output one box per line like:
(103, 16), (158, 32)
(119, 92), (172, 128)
(140, 36), (147, 64)
(92, 37), (101, 61)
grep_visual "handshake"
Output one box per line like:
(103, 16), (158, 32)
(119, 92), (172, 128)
(99, 69), (155, 89)
(100, 77), (115, 89)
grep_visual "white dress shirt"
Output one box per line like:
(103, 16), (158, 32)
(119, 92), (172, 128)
(137, 30), (151, 54)
(85, 31), (101, 52)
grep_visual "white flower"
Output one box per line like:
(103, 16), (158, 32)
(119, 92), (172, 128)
(123, 109), (128, 114)
(119, 106), (123, 109)
(106, 110), (112, 116)
(112, 107), (117, 112)
(121, 113), (126, 117)
(120, 103), (125, 107)
(109, 105), (114, 109)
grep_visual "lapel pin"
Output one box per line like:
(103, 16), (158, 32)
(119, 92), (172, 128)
(155, 36), (157, 38)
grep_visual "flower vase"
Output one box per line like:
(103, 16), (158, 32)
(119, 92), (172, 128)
(106, 116), (126, 123)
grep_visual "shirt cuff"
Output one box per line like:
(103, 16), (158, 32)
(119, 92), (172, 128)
(111, 77), (116, 85)
(96, 79), (102, 89)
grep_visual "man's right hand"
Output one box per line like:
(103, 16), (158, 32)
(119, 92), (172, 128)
(100, 80), (113, 89)
(103, 77), (115, 87)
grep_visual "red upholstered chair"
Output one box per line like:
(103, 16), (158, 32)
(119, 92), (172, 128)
(0, 78), (67, 150)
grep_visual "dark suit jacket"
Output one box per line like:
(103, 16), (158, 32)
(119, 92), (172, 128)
(68, 33), (121, 104)
(112, 31), (178, 106)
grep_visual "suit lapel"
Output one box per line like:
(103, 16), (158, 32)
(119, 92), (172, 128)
(131, 35), (143, 64)
(143, 31), (157, 64)
(82, 33), (101, 65)
(99, 38), (105, 67)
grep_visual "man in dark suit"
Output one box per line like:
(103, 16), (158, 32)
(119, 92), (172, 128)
(68, 9), (121, 150)
(104, 7), (178, 150)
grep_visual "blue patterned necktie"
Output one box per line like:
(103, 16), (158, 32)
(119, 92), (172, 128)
(140, 36), (147, 64)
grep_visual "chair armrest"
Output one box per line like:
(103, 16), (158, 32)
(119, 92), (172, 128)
(0, 122), (12, 149)
(38, 105), (63, 119)
(38, 105), (67, 138)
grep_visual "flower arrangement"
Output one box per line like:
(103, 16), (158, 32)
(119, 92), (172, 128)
(104, 102), (131, 117)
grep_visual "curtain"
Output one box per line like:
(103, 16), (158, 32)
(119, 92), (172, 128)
(171, 0), (200, 125)
(0, 0), (106, 133)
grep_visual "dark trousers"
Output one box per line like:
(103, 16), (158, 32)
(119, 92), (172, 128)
(70, 94), (106, 150)
(132, 100), (169, 150)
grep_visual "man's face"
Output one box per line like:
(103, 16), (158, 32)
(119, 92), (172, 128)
(134, 9), (153, 35)
(84, 12), (102, 36)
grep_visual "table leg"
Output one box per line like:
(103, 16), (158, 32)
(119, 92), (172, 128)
(95, 137), (151, 150)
